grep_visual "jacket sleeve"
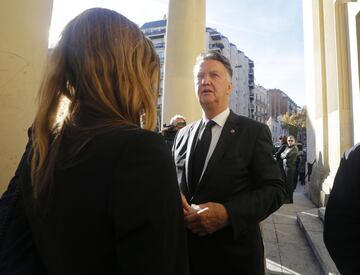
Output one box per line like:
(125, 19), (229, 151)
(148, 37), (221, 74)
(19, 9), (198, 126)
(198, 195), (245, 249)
(323, 146), (360, 274)
(1, 128), (32, 198)
(275, 144), (286, 159)
(109, 131), (189, 275)
(223, 124), (286, 239)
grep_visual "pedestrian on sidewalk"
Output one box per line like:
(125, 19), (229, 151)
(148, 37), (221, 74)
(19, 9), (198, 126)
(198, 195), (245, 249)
(297, 144), (306, 185)
(280, 135), (299, 203)
(324, 143), (360, 275)
(274, 135), (287, 181)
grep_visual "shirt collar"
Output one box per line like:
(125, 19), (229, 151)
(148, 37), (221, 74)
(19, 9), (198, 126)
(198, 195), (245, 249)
(202, 108), (230, 128)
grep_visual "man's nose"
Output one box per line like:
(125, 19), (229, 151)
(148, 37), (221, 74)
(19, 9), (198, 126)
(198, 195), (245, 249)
(201, 75), (210, 85)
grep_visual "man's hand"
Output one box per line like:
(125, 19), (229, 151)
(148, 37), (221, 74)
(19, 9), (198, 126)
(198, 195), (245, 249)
(180, 192), (191, 215)
(184, 202), (229, 236)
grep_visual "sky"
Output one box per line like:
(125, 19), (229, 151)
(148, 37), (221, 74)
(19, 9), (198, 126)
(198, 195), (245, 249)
(49, 0), (305, 107)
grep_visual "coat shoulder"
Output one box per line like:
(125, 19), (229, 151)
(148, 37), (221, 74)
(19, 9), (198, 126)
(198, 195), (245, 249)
(230, 113), (269, 131)
(96, 126), (164, 146)
(344, 143), (360, 161)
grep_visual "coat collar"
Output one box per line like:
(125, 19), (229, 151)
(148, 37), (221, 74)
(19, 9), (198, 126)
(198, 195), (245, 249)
(185, 120), (202, 193)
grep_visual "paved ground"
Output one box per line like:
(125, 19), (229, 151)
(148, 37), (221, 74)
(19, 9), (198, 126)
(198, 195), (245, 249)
(263, 184), (323, 275)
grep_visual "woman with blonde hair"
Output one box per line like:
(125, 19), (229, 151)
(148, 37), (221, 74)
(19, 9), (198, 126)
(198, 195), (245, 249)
(2, 8), (188, 275)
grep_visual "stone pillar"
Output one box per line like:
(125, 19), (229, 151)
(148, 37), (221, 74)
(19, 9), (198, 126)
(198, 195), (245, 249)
(303, 0), (329, 206)
(303, 0), (353, 206)
(346, 0), (360, 143)
(321, 0), (353, 205)
(162, 0), (206, 126)
(0, 0), (53, 193)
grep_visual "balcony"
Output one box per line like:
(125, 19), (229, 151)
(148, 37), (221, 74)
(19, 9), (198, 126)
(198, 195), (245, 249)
(143, 29), (166, 38)
(154, 42), (165, 49)
(209, 43), (224, 50)
(211, 34), (222, 40)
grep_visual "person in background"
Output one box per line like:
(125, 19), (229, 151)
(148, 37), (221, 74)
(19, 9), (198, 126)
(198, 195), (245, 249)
(170, 115), (187, 130)
(161, 115), (187, 149)
(5, 8), (189, 275)
(281, 135), (299, 203)
(173, 51), (285, 275)
(296, 144), (306, 186)
(324, 143), (360, 275)
(275, 135), (288, 181)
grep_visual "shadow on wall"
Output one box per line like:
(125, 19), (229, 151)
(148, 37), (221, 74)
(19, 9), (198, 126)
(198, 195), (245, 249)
(305, 115), (329, 207)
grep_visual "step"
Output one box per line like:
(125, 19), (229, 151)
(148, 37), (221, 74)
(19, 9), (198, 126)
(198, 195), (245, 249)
(297, 208), (340, 275)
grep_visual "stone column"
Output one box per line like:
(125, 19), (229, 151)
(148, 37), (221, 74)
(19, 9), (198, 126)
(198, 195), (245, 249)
(346, 0), (360, 143)
(321, 0), (353, 205)
(303, 0), (329, 206)
(162, 0), (206, 126)
(0, 0), (53, 193)
(303, 0), (354, 206)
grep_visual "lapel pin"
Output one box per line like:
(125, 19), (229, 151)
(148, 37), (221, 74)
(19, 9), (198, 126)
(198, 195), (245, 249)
(230, 129), (235, 134)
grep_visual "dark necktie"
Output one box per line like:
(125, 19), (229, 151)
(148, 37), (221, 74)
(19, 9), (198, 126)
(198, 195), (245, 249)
(191, 120), (216, 191)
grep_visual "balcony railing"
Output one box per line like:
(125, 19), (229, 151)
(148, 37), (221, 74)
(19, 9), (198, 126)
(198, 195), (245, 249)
(154, 42), (165, 49)
(209, 43), (224, 49)
(143, 29), (166, 36)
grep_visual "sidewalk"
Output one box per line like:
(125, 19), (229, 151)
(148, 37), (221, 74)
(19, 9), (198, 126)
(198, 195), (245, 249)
(263, 185), (323, 275)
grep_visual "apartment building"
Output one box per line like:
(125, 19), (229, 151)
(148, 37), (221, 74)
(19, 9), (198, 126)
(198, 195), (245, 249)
(267, 88), (298, 118)
(252, 85), (269, 123)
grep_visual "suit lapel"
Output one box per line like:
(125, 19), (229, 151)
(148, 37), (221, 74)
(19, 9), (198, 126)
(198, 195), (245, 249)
(185, 120), (202, 192)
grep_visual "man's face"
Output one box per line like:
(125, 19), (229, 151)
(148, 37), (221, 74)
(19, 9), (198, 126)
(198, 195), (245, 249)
(195, 59), (233, 113)
(287, 137), (295, 147)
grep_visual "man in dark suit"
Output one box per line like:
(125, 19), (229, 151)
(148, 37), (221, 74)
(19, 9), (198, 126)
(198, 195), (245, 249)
(324, 143), (360, 275)
(173, 51), (285, 275)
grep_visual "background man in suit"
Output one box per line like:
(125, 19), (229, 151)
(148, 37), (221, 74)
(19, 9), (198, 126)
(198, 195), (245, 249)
(161, 115), (187, 149)
(173, 51), (285, 275)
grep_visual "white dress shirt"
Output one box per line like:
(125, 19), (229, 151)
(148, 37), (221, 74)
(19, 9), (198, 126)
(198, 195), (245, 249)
(198, 108), (230, 180)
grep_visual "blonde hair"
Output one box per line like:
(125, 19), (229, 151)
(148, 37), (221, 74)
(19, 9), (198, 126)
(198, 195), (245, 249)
(31, 8), (159, 197)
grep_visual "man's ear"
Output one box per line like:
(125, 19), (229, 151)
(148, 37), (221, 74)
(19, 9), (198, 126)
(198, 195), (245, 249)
(227, 82), (233, 95)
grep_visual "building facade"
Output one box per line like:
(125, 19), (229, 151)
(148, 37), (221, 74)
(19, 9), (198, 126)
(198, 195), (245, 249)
(252, 85), (269, 123)
(268, 88), (298, 119)
(266, 116), (289, 144)
(141, 19), (167, 130)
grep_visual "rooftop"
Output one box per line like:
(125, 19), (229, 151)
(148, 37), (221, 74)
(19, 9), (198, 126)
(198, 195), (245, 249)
(141, 19), (167, 29)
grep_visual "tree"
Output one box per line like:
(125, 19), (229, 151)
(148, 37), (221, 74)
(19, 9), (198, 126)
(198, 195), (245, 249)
(281, 107), (306, 142)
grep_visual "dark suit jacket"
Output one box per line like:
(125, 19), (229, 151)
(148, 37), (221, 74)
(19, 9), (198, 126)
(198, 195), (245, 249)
(19, 126), (189, 275)
(173, 111), (285, 275)
(0, 128), (46, 274)
(324, 143), (360, 275)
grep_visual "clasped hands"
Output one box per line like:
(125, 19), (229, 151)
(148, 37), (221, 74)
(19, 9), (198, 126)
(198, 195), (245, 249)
(180, 193), (229, 237)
